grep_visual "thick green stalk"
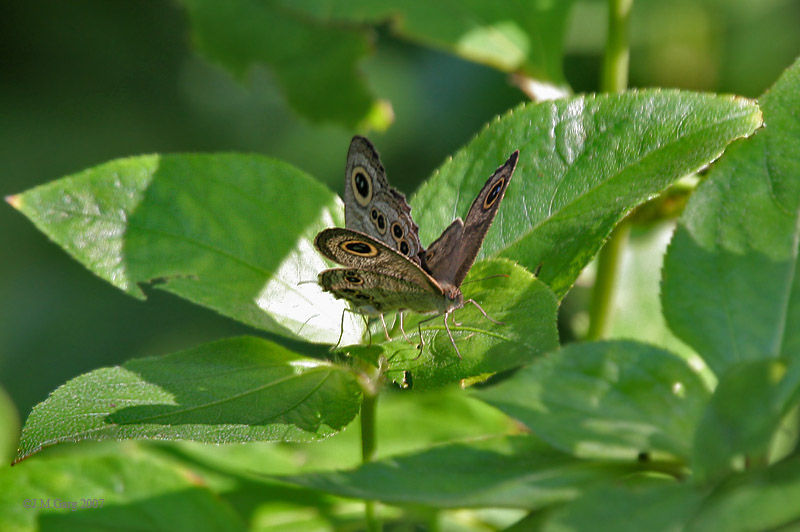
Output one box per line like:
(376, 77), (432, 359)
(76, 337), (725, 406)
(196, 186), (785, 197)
(361, 375), (380, 531)
(588, 0), (633, 340)
(586, 222), (631, 340)
(602, 0), (632, 93)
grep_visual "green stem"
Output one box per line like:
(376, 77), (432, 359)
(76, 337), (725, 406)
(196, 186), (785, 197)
(587, 0), (633, 341)
(587, 221), (631, 341)
(601, 0), (632, 93)
(361, 381), (380, 531)
(361, 391), (377, 463)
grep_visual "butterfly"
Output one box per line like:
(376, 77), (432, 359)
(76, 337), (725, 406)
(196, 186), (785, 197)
(315, 136), (518, 358)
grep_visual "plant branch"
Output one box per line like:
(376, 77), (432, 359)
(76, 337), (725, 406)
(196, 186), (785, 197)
(360, 363), (381, 531)
(588, 0), (633, 340)
(602, 0), (632, 94)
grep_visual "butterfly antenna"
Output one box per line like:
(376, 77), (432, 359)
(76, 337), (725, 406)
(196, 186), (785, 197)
(464, 299), (504, 325)
(296, 279), (318, 286)
(460, 273), (510, 286)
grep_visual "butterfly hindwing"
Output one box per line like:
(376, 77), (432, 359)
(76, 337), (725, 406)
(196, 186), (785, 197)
(421, 218), (464, 285)
(319, 268), (446, 315)
(344, 136), (423, 261)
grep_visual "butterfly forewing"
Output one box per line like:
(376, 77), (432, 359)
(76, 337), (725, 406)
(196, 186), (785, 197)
(423, 150), (519, 287)
(344, 136), (423, 261)
(314, 228), (442, 294)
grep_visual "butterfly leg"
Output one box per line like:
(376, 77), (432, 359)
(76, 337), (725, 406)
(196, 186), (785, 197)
(397, 312), (413, 343)
(362, 314), (373, 346)
(442, 310), (462, 359)
(413, 314), (438, 360)
(464, 299), (504, 325)
(332, 309), (347, 350)
(379, 314), (391, 341)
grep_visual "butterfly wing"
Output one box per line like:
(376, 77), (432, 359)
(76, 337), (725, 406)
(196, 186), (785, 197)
(423, 150), (519, 287)
(314, 227), (442, 295)
(319, 268), (447, 315)
(343, 136), (423, 262)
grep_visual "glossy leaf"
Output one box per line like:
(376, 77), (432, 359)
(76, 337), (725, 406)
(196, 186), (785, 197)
(609, 224), (703, 366)
(0, 448), (244, 531)
(475, 341), (711, 460)
(687, 457), (800, 531)
(0, 387), (18, 463)
(411, 90), (762, 298)
(7, 153), (363, 345)
(541, 457), (800, 531)
(15, 337), (362, 462)
(662, 58), (800, 376)
(179, 0), (389, 130)
(279, 0), (575, 86)
(173, 385), (516, 476)
(280, 435), (638, 509)
(372, 259), (559, 390)
(542, 480), (706, 532)
(692, 358), (800, 481)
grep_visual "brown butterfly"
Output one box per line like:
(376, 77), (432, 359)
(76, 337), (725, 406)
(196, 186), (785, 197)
(315, 137), (518, 358)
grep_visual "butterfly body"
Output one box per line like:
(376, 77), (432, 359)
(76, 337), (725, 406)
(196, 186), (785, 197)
(316, 136), (518, 357)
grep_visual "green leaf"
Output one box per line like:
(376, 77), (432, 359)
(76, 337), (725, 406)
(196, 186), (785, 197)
(609, 224), (704, 367)
(692, 358), (800, 481)
(541, 480), (707, 532)
(0, 387), (19, 464)
(278, 0), (575, 86)
(541, 457), (800, 531)
(7, 153), (363, 345)
(373, 259), (559, 389)
(15, 337), (362, 462)
(179, 0), (389, 130)
(279, 435), (638, 510)
(411, 90), (762, 299)
(0, 447), (245, 531)
(662, 58), (800, 376)
(687, 457), (800, 531)
(475, 341), (711, 460)
(173, 385), (516, 476)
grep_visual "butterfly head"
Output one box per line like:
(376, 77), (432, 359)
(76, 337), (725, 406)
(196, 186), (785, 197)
(441, 283), (463, 311)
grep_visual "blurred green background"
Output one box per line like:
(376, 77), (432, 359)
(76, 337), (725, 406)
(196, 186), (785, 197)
(2, 0), (798, 424)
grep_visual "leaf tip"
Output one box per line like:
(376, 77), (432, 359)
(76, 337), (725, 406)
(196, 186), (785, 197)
(5, 194), (21, 210)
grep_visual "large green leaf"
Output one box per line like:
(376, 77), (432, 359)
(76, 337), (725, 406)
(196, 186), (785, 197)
(609, 224), (703, 367)
(475, 341), (711, 461)
(15, 337), (362, 462)
(7, 153), (363, 345)
(172, 385), (516, 479)
(541, 480), (706, 532)
(279, 435), (638, 510)
(370, 259), (559, 389)
(179, 0), (389, 130)
(687, 456), (800, 531)
(0, 447), (244, 531)
(662, 58), (800, 376)
(278, 0), (575, 87)
(411, 91), (762, 298)
(540, 457), (800, 531)
(692, 358), (800, 481)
